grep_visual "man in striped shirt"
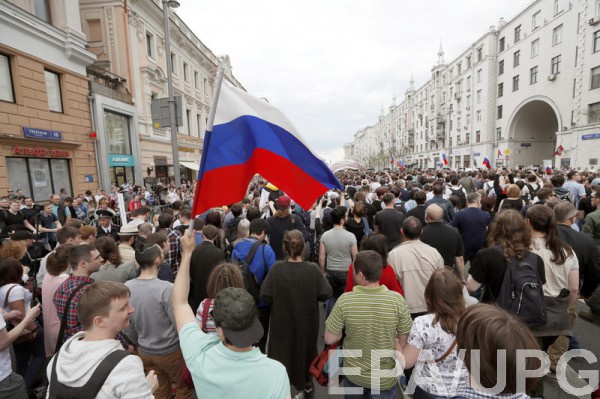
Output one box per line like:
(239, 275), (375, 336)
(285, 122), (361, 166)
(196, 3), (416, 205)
(325, 250), (412, 397)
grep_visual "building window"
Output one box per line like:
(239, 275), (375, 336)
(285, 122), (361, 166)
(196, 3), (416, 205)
(551, 55), (562, 74)
(146, 32), (154, 58)
(0, 54), (15, 103)
(532, 11), (541, 29)
(467, 56), (472, 69)
(515, 25), (522, 43)
(170, 52), (177, 75)
(592, 66), (600, 90)
(531, 39), (540, 58)
(194, 71), (199, 90)
(458, 63), (462, 75)
(497, 105), (503, 119)
(476, 131), (481, 142)
(104, 110), (131, 154)
(203, 78), (209, 95)
(6, 157), (72, 202)
(589, 102), (600, 123)
(554, 0), (564, 15)
(514, 50), (520, 67)
(44, 70), (63, 113)
(513, 75), (520, 91)
(553, 24), (563, 46)
(594, 31), (600, 53)
(197, 113), (203, 137)
(499, 37), (506, 52)
(183, 62), (189, 82)
(33, 0), (51, 23)
(530, 66), (539, 84)
(497, 127), (502, 140)
(477, 47), (483, 62)
(476, 110), (482, 122)
(498, 82), (503, 97)
(476, 69), (482, 83)
(186, 109), (191, 134)
(476, 89), (482, 103)
(499, 60), (504, 75)
(86, 19), (102, 42)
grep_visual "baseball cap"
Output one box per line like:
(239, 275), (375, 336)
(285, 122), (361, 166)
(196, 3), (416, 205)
(276, 195), (291, 209)
(96, 210), (113, 219)
(211, 287), (263, 348)
(591, 178), (600, 188)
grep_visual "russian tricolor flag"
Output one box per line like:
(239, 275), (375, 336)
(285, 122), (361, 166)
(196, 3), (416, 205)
(192, 78), (342, 216)
(390, 154), (395, 165)
(482, 157), (491, 170)
(441, 152), (449, 166)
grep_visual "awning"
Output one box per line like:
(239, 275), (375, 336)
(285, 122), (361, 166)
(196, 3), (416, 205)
(180, 161), (200, 171)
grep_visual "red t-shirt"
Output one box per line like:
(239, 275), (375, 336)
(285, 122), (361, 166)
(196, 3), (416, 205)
(344, 263), (404, 296)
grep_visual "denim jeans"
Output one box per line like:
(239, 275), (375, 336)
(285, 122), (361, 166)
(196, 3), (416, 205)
(326, 270), (347, 316)
(343, 377), (397, 399)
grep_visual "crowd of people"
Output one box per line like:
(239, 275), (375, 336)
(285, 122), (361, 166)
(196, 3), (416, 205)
(0, 165), (599, 398)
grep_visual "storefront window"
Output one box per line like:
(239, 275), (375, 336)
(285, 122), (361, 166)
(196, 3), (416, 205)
(6, 157), (72, 202)
(104, 110), (131, 155)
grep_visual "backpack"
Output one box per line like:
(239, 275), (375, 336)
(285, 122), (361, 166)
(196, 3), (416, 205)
(362, 217), (372, 238)
(526, 183), (540, 202)
(232, 241), (267, 302)
(494, 248), (547, 327)
(449, 187), (467, 208)
(393, 199), (405, 214)
(554, 187), (574, 203)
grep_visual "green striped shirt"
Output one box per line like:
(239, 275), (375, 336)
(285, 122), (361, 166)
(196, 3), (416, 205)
(325, 285), (412, 390)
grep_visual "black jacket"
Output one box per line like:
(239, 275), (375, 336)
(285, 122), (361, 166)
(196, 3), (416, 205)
(557, 224), (600, 297)
(189, 241), (225, 312)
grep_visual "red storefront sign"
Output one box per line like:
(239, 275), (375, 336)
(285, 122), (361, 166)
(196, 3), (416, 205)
(12, 145), (70, 158)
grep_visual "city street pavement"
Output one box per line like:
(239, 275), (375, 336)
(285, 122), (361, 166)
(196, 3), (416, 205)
(309, 300), (600, 399)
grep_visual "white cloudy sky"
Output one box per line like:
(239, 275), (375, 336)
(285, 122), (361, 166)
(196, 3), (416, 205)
(177, 0), (533, 163)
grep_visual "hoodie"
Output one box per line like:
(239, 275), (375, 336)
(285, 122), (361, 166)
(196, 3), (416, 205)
(46, 332), (153, 399)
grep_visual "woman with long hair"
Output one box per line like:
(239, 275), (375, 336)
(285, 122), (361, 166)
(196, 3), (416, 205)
(344, 200), (368, 244)
(0, 258), (44, 394)
(498, 184), (525, 212)
(526, 205), (579, 377)
(466, 210), (546, 303)
(396, 268), (469, 398)
(42, 244), (74, 357)
(90, 236), (136, 283)
(261, 230), (332, 399)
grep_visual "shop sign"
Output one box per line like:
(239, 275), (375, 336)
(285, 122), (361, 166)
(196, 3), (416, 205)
(473, 152), (481, 156)
(582, 133), (600, 140)
(178, 146), (195, 153)
(108, 154), (135, 167)
(22, 127), (62, 141)
(13, 145), (69, 157)
(520, 143), (532, 147)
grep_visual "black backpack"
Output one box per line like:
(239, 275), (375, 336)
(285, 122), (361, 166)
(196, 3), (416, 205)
(494, 248), (547, 327)
(525, 183), (540, 202)
(232, 241), (267, 302)
(449, 187), (467, 208)
(554, 187), (574, 203)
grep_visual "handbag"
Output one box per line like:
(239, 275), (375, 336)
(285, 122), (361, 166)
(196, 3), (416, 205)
(533, 288), (571, 337)
(3, 284), (38, 345)
(309, 340), (342, 386)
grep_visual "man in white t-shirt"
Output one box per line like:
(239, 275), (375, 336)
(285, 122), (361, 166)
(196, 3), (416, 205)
(0, 305), (40, 397)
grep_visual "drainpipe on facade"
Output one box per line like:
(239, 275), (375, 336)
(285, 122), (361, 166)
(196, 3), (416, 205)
(88, 83), (102, 190)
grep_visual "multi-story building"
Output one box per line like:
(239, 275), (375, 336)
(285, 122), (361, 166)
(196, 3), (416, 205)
(79, 0), (243, 189)
(346, 0), (600, 170)
(0, 0), (97, 201)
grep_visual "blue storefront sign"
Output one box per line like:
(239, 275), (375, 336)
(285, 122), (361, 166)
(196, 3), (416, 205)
(473, 152), (481, 157)
(108, 154), (135, 167)
(582, 133), (600, 140)
(520, 142), (532, 147)
(23, 127), (62, 141)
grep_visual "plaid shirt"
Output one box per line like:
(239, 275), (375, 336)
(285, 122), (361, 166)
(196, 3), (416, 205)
(164, 228), (182, 275)
(53, 274), (130, 349)
(453, 387), (531, 399)
(53, 275), (94, 343)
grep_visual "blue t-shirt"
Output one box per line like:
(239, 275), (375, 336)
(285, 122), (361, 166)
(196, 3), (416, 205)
(450, 208), (491, 256)
(39, 213), (58, 239)
(179, 322), (290, 399)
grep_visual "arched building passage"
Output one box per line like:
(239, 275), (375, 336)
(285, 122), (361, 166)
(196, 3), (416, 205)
(508, 99), (559, 167)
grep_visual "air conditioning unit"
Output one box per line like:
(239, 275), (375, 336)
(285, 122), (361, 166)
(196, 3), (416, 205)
(548, 74), (557, 81)
(590, 17), (600, 26)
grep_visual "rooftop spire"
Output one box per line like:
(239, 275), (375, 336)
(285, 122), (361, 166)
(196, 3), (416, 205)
(437, 40), (445, 65)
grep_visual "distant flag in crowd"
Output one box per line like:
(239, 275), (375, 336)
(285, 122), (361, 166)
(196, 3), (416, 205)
(546, 166), (553, 174)
(398, 159), (405, 170)
(482, 157), (492, 170)
(390, 154), (395, 165)
(497, 149), (503, 158)
(191, 73), (342, 217)
(555, 145), (565, 156)
(441, 152), (449, 166)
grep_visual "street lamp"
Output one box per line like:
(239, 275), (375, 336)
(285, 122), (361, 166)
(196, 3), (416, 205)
(163, 0), (181, 187)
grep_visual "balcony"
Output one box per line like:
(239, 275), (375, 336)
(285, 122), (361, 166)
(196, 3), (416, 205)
(408, 128), (415, 136)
